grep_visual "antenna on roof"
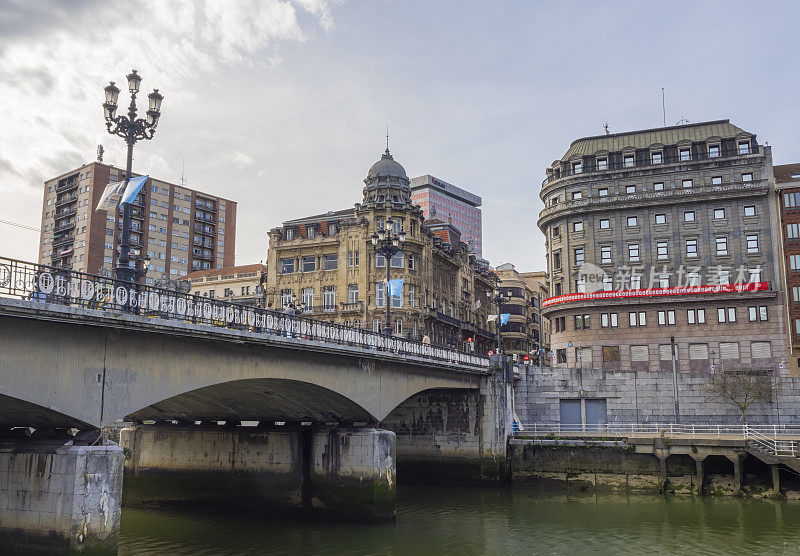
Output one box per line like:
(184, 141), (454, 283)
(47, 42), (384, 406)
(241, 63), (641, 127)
(661, 88), (666, 128)
(386, 124), (389, 152)
(180, 158), (186, 187)
(603, 122), (610, 135)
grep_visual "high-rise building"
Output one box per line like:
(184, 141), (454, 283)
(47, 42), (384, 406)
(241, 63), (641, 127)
(410, 174), (483, 256)
(265, 150), (496, 352)
(775, 163), (800, 373)
(538, 120), (789, 373)
(38, 161), (236, 284)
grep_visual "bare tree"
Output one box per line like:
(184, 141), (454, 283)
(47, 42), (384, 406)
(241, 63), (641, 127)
(706, 370), (774, 423)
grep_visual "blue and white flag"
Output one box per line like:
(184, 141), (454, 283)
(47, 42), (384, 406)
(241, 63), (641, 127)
(96, 175), (149, 211)
(120, 175), (149, 205)
(500, 313), (511, 326)
(388, 278), (404, 298)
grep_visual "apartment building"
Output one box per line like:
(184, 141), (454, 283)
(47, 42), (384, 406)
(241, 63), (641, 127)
(39, 162), (236, 284)
(776, 163), (800, 372)
(495, 263), (548, 359)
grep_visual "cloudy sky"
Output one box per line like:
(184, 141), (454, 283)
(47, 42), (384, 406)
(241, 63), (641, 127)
(1, 0), (799, 272)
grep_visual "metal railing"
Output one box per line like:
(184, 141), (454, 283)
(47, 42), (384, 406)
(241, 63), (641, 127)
(515, 422), (800, 439)
(0, 256), (490, 370)
(744, 428), (799, 457)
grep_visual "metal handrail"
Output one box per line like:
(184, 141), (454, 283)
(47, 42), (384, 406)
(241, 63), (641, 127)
(515, 422), (800, 439)
(0, 255), (490, 370)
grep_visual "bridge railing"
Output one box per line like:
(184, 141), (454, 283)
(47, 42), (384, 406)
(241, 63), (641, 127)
(515, 422), (800, 438)
(0, 256), (490, 369)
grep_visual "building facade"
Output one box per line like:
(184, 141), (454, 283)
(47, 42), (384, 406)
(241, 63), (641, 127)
(775, 163), (800, 372)
(410, 174), (483, 256)
(538, 120), (789, 374)
(186, 263), (267, 305)
(494, 263), (547, 360)
(39, 162), (236, 284)
(265, 150), (496, 352)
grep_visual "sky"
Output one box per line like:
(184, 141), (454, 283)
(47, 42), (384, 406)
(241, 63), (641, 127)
(1, 0), (800, 273)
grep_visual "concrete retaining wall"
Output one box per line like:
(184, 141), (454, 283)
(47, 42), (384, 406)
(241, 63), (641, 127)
(0, 438), (123, 553)
(120, 425), (395, 521)
(515, 366), (800, 425)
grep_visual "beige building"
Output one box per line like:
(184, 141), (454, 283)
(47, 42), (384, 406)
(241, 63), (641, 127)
(39, 161), (236, 284)
(186, 263), (267, 305)
(494, 264), (549, 360)
(539, 120), (789, 373)
(265, 149), (497, 353)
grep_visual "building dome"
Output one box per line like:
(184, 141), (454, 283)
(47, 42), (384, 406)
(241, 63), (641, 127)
(368, 149), (408, 179)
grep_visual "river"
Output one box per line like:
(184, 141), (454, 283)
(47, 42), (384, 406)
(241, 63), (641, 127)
(119, 485), (800, 554)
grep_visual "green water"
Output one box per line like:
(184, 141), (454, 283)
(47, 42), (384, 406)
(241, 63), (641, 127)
(119, 486), (800, 555)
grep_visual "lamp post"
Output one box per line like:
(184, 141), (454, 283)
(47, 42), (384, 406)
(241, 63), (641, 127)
(103, 69), (164, 284)
(371, 219), (406, 336)
(489, 286), (508, 354)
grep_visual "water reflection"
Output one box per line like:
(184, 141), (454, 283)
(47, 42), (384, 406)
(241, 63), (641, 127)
(119, 486), (800, 555)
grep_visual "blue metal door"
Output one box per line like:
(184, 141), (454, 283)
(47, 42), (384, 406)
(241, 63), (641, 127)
(559, 399), (581, 431)
(585, 399), (607, 431)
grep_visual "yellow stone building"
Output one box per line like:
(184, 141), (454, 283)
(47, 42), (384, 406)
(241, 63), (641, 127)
(265, 149), (496, 353)
(186, 263), (267, 305)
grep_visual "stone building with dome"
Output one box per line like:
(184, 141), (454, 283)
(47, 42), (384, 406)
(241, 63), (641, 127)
(265, 149), (497, 352)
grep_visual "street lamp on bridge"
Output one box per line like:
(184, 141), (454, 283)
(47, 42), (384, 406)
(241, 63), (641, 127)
(103, 69), (164, 284)
(371, 220), (405, 336)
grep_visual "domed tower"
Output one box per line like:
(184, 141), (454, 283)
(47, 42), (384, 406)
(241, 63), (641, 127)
(362, 148), (412, 207)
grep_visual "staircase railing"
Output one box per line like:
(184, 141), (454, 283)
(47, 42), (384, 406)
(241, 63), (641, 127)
(744, 427), (798, 457)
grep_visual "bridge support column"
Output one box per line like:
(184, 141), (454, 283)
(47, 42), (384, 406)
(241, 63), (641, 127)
(771, 465), (781, 496)
(691, 455), (706, 495)
(120, 425), (395, 521)
(726, 453), (744, 492)
(0, 436), (123, 553)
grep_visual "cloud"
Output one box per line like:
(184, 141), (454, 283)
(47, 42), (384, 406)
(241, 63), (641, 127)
(223, 151), (256, 169)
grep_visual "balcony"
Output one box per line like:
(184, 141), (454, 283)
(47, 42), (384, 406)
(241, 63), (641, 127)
(195, 201), (217, 212)
(130, 208), (144, 220)
(51, 234), (74, 247)
(53, 222), (75, 233)
(193, 238), (214, 248)
(55, 194), (78, 207)
(192, 249), (214, 260)
(339, 301), (363, 314)
(54, 207), (77, 219)
(194, 226), (215, 237)
(429, 308), (462, 328)
(56, 179), (78, 193)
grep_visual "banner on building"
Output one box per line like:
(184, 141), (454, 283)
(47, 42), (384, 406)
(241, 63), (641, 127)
(96, 175), (149, 212)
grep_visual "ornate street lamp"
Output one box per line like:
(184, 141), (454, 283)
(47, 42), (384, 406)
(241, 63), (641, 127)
(371, 219), (406, 336)
(103, 69), (164, 284)
(489, 286), (510, 354)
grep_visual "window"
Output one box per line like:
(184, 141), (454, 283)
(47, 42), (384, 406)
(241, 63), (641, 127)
(323, 287), (336, 309)
(749, 306), (768, 322)
(715, 237), (728, 255)
(599, 219), (610, 229)
(601, 313), (618, 328)
(746, 235), (759, 254)
(301, 288), (314, 309)
(684, 211), (695, 222)
(744, 205), (756, 217)
(395, 319), (403, 334)
(348, 284), (359, 303)
(603, 275), (613, 291)
(600, 246), (612, 264)
(626, 185), (636, 195)
(322, 254), (338, 270)
(556, 349), (567, 364)
(285, 228), (295, 240)
(302, 256), (316, 272)
(651, 152), (662, 164)
(658, 310), (676, 325)
(709, 145), (720, 158)
(375, 282), (386, 307)
(627, 216), (637, 227)
(328, 223), (337, 235)
(408, 285), (415, 308)
(714, 208), (725, 219)
(712, 176), (722, 185)
(785, 193), (798, 209)
(307, 227), (315, 238)
(553, 252), (561, 270)
(576, 278), (586, 293)
(653, 182), (664, 191)
(793, 286), (800, 302)
(573, 221), (584, 232)
(682, 179), (693, 189)
(687, 309), (706, 324)
(574, 314), (590, 330)
(390, 252), (403, 268)
(574, 248), (584, 266)
(657, 242), (668, 260)
(738, 141), (751, 155)
(598, 188), (608, 197)
(571, 191), (583, 200)
(742, 173), (753, 182)
(603, 346), (621, 362)
(658, 274), (670, 288)
(572, 161), (582, 174)
(629, 312), (646, 326)
(597, 158), (608, 170)
(281, 258), (294, 274)
(348, 250), (359, 267)
(375, 253), (386, 267)
(551, 226), (561, 237)
(554, 316), (566, 333)
(791, 255), (800, 270)
(718, 307), (737, 323)
(679, 148), (691, 161)
(373, 319), (382, 333)
(788, 224), (800, 239)
(623, 155), (635, 167)
(628, 243), (640, 262)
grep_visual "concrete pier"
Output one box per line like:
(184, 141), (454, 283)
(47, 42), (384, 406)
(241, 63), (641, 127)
(120, 425), (396, 521)
(0, 436), (123, 553)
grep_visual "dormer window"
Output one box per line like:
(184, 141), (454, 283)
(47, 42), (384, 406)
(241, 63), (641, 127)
(597, 158), (608, 170)
(623, 155), (635, 168)
(708, 145), (720, 158)
(738, 141), (751, 155)
(651, 152), (662, 164)
(307, 226), (316, 238)
(285, 228), (295, 240)
(573, 161), (583, 174)
(377, 194), (385, 203)
(328, 223), (337, 235)
(679, 148), (691, 161)
(392, 195), (399, 203)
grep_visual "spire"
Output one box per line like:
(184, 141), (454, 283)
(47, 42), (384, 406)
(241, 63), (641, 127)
(385, 124), (390, 157)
